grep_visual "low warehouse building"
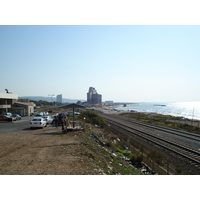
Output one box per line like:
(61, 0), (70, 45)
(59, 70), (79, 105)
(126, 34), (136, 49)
(12, 102), (35, 116)
(0, 92), (35, 116)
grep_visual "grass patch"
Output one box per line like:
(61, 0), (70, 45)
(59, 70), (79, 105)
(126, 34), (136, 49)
(83, 131), (142, 175)
(116, 148), (143, 165)
(79, 110), (107, 128)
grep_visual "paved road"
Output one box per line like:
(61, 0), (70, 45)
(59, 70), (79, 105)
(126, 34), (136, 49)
(0, 117), (34, 134)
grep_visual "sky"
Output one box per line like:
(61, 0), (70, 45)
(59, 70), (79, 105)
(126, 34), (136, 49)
(0, 0), (200, 103)
(0, 25), (200, 102)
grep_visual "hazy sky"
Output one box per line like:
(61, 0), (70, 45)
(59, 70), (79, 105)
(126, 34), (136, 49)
(0, 25), (200, 102)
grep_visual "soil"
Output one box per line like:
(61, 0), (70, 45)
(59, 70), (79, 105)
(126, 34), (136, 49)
(0, 123), (141, 175)
(0, 125), (102, 175)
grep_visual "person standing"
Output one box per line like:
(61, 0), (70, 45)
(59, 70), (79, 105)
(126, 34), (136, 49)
(54, 116), (58, 128)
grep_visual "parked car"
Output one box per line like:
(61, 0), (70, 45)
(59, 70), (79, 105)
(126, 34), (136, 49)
(66, 111), (80, 116)
(12, 114), (21, 121)
(0, 115), (13, 122)
(35, 112), (44, 116)
(11, 115), (17, 121)
(41, 116), (53, 124)
(50, 115), (56, 124)
(30, 117), (47, 129)
(50, 115), (55, 124)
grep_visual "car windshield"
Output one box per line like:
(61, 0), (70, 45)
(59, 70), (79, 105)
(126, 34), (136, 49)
(32, 119), (42, 121)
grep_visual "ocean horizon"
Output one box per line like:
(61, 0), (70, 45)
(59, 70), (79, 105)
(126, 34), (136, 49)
(115, 101), (200, 120)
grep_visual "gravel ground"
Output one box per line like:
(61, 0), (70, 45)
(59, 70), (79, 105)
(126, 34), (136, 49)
(0, 125), (105, 175)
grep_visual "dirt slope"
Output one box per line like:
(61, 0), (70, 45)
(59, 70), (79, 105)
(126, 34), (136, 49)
(0, 124), (141, 175)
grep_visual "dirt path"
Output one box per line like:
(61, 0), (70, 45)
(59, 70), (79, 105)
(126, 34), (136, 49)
(0, 126), (104, 175)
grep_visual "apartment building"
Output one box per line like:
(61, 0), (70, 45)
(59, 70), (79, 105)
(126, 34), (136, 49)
(87, 87), (102, 104)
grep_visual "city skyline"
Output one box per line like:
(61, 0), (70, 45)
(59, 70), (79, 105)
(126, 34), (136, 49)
(1, 25), (200, 103)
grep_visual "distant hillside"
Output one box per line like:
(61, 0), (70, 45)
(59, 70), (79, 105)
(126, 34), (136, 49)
(19, 96), (86, 103)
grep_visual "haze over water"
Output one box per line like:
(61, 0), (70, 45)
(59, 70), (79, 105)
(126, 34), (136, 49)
(116, 102), (200, 120)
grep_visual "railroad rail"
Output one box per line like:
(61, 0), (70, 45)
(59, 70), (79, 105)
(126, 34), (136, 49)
(101, 113), (200, 142)
(98, 112), (200, 167)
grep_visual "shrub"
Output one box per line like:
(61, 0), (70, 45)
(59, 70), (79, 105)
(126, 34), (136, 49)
(79, 110), (107, 127)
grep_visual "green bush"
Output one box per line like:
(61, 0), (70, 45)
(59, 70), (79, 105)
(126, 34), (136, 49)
(79, 110), (107, 127)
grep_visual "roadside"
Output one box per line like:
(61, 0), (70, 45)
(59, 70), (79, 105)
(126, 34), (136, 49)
(0, 122), (142, 175)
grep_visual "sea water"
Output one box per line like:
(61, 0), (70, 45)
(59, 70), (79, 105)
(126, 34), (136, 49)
(115, 102), (200, 120)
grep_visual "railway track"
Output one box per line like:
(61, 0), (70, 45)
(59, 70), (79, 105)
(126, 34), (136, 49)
(101, 113), (200, 141)
(98, 112), (200, 167)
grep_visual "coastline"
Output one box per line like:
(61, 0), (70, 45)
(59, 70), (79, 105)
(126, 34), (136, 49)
(95, 105), (200, 128)
(108, 102), (200, 121)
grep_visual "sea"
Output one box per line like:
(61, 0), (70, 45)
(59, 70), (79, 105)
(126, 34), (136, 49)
(115, 102), (200, 120)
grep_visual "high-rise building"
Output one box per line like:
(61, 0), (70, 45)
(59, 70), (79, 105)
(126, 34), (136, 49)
(56, 94), (62, 104)
(87, 87), (102, 104)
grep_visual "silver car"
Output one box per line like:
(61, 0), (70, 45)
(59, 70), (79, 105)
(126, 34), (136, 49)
(30, 117), (47, 129)
(41, 116), (53, 124)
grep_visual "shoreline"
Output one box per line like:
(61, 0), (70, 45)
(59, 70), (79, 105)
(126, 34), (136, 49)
(102, 103), (200, 121)
(95, 106), (200, 124)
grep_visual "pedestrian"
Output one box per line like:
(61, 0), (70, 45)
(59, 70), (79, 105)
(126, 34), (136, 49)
(54, 116), (58, 128)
